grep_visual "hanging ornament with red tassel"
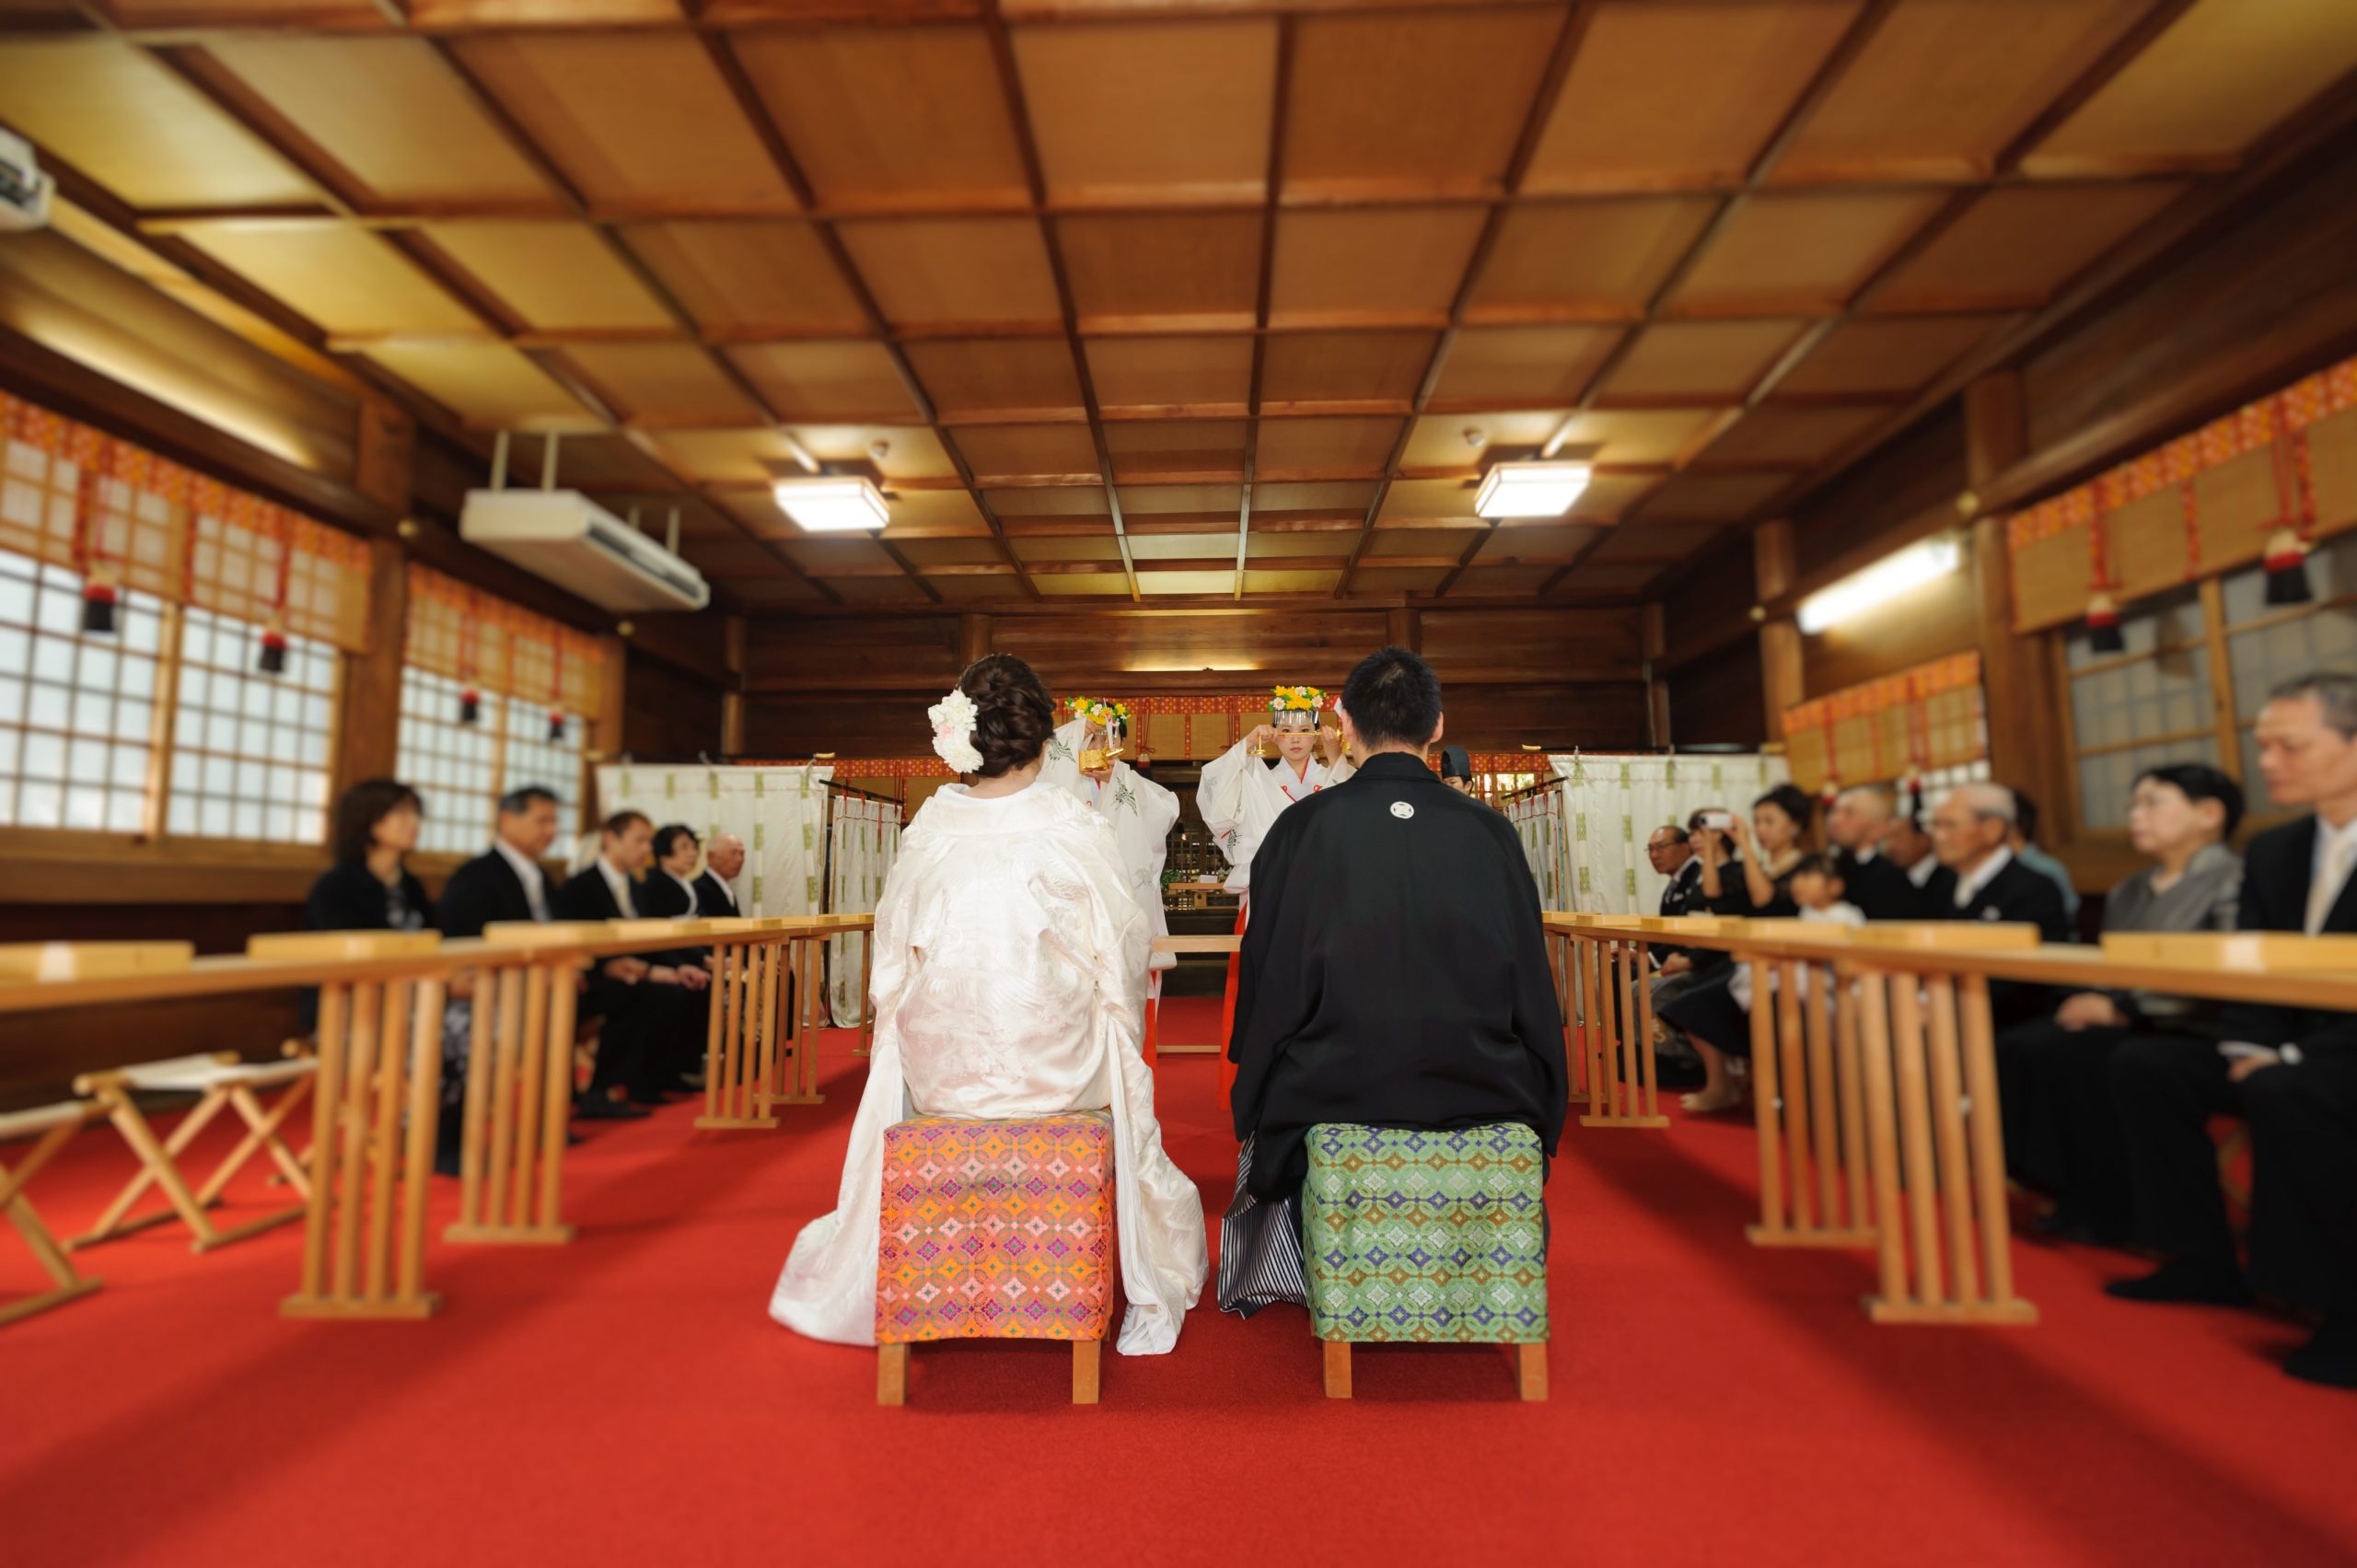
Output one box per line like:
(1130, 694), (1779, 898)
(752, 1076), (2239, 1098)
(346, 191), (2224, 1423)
(72, 468), (119, 634)
(2263, 528), (2315, 606)
(257, 515), (292, 675)
(546, 635), (566, 742)
(2086, 591), (2125, 655)
(458, 589), (482, 725)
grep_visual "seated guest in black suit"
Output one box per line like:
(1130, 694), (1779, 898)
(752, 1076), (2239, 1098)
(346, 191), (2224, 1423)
(1995, 764), (2243, 1246)
(1660, 784), (1816, 1112)
(1925, 783), (2072, 1026)
(2110, 671), (2357, 1388)
(640, 823), (702, 919)
(557, 811), (713, 1107)
(1825, 786), (1917, 921)
(1646, 824), (1709, 1086)
(434, 784), (622, 1157)
(1883, 806), (1944, 914)
(695, 834), (745, 916)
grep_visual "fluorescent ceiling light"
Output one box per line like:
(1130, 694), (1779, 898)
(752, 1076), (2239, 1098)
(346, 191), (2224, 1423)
(773, 475), (888, 533)
(1796, 538), (1960, 633)
(1475, 461), (1592, 518)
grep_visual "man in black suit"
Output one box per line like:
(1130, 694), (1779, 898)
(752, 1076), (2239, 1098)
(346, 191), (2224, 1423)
(556, 811), (712, 1107)
(1925, 782), (2072, 1027)
(1884, 805), (1946, 915)
(433, 785), (634, 1158)
(694, 834), (745, 917)
(1826, 786), (1918, 921)
(2109, 670), (2357, 1389)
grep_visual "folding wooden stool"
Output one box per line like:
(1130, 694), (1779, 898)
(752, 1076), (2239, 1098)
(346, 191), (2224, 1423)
(1, 1099), (105, 1327)
(71, 1051), (316, 1253)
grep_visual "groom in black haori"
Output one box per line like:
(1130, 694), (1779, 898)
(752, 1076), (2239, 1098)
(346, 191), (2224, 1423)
(1218, 645), (1570, 1316)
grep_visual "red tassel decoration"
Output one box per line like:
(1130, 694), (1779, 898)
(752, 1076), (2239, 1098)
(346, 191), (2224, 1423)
(2263, 526), (2315, 607)
(2086, 591), (2124, 655)
(459, 688), (482, 726)
(258, 626), (288, 676)
(547, 710), (565, 743)
(79, 578), (118, 634)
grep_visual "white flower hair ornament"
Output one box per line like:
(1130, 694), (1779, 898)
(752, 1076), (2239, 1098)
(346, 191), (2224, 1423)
(927, 687), (985, 775)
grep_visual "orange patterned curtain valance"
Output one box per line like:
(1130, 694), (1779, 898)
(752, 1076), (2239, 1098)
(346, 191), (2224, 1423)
(1782, 651), (1985, 794)
(404, 563), (604, 720)
(2006, 352), (2357, 633)
(0, 391), (372, 651)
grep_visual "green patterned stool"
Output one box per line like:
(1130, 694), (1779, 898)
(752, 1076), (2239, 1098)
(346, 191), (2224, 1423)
(1303, 1121), (1549, 1400)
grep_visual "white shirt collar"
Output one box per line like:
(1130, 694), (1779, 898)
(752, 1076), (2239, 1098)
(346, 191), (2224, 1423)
(493, 838), (549, 919)
(669, 869), (699, 901)
(1952, 843), (2014, 909)
(598, 856), (636, 918)
(1905, 855), (1938, 889)
(1852, 843), (1879, 865)
(2314, 814), (2357, 900)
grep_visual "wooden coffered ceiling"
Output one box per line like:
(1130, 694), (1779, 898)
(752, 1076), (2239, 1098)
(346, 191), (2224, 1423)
(3, 0), (2356, 614)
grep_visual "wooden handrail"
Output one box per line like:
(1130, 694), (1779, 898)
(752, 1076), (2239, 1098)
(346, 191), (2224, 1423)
(0, 916), (876, 1017)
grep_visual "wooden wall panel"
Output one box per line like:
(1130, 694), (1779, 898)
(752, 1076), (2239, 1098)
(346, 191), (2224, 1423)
(621, 647), (725, 762)
(744, 614), (963, 691)
(1420, 606), (1643, 678)
(1801, 543), (1983, 695)
(990, 610), (1393, 691)
(1788, 405), (1968, 585)
(1441, 681), (1651, 753)
(1666, 635), (1767, 750)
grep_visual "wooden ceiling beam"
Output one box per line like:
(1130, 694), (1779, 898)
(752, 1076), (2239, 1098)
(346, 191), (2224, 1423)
(1235, 11), (1295, 600)
(979, 0), (1142, 602)
(1336, 0), (1598, 600)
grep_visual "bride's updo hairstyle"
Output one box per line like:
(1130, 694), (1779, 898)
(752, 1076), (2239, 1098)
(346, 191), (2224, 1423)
(958, 653), (1056, 778)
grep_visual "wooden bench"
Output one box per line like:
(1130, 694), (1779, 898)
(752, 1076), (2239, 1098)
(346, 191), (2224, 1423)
(70, 1051), (317, 1254)
(0, 1099), (105, 1328)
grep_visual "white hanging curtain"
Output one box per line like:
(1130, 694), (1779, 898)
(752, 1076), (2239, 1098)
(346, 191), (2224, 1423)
(592, 762), (833, 918)
(1547, 752), (1793, 915)
(827, 791), (902, 1027)
(1500, 780), (1571, 911)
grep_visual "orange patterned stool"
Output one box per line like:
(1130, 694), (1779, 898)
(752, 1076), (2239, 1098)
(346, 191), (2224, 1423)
(874, 1112), (1116, 1406)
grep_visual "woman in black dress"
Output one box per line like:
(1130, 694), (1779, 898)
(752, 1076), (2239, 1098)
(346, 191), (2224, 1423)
(306, 779), (433, 936)
(1660, 783), (1815, 1112)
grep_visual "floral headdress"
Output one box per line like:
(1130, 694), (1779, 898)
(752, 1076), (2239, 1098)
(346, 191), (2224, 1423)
(1269, 684), (1326, 730)
(1066, 696), (1130, 735)
(927, 687), (983, 774)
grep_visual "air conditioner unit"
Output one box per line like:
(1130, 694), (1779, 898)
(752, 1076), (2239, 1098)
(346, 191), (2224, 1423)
(459, 489), (710, 613)
(0, 129), (54, 233)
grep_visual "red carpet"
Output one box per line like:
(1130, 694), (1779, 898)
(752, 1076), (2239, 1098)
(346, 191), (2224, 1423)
(5, 1000), (2354, 1567)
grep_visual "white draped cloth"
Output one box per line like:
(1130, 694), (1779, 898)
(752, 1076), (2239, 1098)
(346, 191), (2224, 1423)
(767, 777), (1208, 1356)
(1197, 738), (1353, 892)
(1039, 717), (1181, 982)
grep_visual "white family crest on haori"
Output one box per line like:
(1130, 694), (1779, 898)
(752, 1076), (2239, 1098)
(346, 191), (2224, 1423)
(926, 688), (983, 775)
(1039, 715), (1180, 987)
(768, 777), (1207, 1355)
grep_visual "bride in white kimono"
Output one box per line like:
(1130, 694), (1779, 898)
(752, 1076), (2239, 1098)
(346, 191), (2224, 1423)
(1038, 698), (1180, 997)
(769, 656), (1207, 1355)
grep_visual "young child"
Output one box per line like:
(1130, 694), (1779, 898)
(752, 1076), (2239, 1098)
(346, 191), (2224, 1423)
(1727, 854), (1864, 1013)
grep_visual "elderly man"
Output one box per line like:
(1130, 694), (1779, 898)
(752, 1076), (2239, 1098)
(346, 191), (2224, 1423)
(695, 833), (744, 916)
(1219, 646), (1567, 1317)
(1927, 782), (2072, 1028)
(2109, 671), (2357, 1389)
(1826, 786), (1917, 920)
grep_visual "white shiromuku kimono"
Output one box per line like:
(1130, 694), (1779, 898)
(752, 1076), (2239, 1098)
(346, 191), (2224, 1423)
(1197, 738), (1353, 893)
(767, 777), (1208, 1355)
(1039, 717), (1182, 989)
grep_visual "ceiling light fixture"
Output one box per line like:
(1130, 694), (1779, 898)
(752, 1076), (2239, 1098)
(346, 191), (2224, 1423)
(773, 474), (888, 533)
(1474, 460), (1592, 518)
(1796, 538), (1961, 633)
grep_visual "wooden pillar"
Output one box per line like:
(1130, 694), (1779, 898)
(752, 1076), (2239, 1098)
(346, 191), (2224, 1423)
(1966, 374), (2061, 827)
(584, 633), (627, 827)
(1641, 603), (1671, 748)
(332, 535), (407, 801)
(1386, 607), (1421, 652)
(958, 613), (991, 668)
(721, 614), (748, 757)
(1755, 520), (1803, 741)
(352, 399), (414, 516)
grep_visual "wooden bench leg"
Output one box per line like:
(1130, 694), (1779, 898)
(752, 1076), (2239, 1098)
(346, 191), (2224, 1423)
(1072, 1337), (1101, 1405)
(877, 1342), (909, 1407)
(1322, 1338), (1353, 1400)
(1515, 1342), (1549, 1402)
(1, 1121), (103, 1328)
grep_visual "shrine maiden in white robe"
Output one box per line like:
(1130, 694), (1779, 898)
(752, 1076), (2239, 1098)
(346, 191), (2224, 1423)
(1039, 717), (1181, 990)
(1197, 739), (1353, 892)
(767, 777), (1208, 1355)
